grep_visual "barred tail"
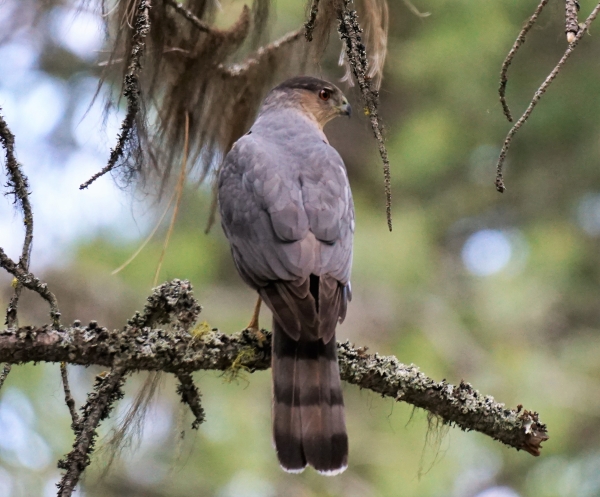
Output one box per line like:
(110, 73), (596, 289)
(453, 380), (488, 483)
(271, 320), (348, 475)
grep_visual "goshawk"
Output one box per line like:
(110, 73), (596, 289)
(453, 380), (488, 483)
(218, 76), (354, 475)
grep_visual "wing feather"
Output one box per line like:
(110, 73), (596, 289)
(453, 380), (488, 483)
(218, 125), (354, 341)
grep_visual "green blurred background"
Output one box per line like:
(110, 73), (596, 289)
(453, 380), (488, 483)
(2, 0), (600, 496)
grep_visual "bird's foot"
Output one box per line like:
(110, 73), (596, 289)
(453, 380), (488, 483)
(245, 296), (265, 346)
(245, 324), (266, 347)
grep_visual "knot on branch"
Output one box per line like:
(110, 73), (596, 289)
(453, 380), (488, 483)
(128, 279), (201, 331)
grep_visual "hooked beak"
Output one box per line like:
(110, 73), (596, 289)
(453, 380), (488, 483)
(339, 99), (352, 117)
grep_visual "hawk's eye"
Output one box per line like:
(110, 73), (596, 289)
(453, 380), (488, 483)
(319, 89), (331, 101)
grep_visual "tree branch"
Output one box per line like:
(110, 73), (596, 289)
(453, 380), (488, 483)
(176, 371), (206, 429)
(57, 364), (126, 497)
(566, 0), (580, 43)
(164, 0), (212, 32)
(0, 309), (548, 457)
(60, 362), (80, 429)
(498, 0), (550, 123)
(0, 108), (35, 328)
(305, 0), (320, 41)
(338, 0), (392, 231)
(79, 0), (151, 190)
(0, 247), (61, 326)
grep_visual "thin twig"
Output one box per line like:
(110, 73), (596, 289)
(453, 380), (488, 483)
(57, 365), (127, 497)
(60, 362), (80, 429)
(499, 0), (550, 123)
(338, 0), (392, 231)
(164, 0), (211, 32)
(566, 0), (580, 43)
(0, 109), (34, 328)
(0, 247), (61, 326)
(0, 363), (12, 389)
(176, 371), (205, 429)
(305, 0), (320, 41)
(495, 2), (600, 193)
(219, 28), (304, 77)
(79, 0), (151, 190)
(164, 0), (253, 39)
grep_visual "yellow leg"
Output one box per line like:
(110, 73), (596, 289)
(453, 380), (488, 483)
(246, 296), (265, 344)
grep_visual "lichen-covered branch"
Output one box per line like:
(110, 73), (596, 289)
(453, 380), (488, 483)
(305, 0), (320, 41)
(0, 317), (548, 457)
(337, 343), (547, 456)
(57, 365), (126, 497)
(337, 0), (392, 231)
(176, 371), (206, 429)
(128, 279), (201, 331)
(0, 247), (61, 326)
(566, 0), (580, 43)
(495, 1), (600, 193)
(0, 109), (35, 328)
(79, 0), (151, 190)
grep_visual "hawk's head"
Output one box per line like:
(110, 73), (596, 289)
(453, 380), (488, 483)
(269, 76), (352, 128)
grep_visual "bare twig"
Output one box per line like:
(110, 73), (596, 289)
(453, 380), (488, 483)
(61, 362), (80, 429)
(338, 0), (392, 231)
(79, 0), (151, 190)
(566, 0), (580, 43)
(498, 0), (550, 122)
(495, 2), (600, 193)
(219, 28), (304, 77)
(165, 0), (253, 38)
(0, 247), (61, 326)
(57, 365), (127, 497)
(305, 0), (320, 41)
(164, 0), (211, 32)
(176, 371), (205, 429)
(0, 109), (34, 328)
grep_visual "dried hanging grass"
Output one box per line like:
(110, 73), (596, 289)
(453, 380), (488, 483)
(88, 0), (315, 196)
(83, 0), (391, 220)
(359, 0), (388, 88)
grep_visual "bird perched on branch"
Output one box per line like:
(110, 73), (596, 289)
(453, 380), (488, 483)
(218, 76), (354, 475)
